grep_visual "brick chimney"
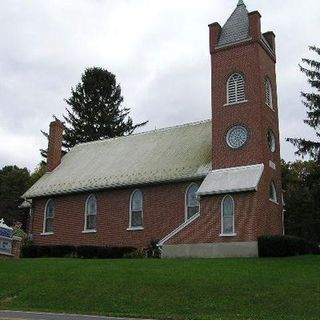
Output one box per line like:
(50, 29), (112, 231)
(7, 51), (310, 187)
(47, 120), (64, 172)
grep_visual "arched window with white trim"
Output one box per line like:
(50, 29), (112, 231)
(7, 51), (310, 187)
(130, 190), (143, 228)
(227, 73), (245, 104)
(265, 78), (273, 108)
(186, 183), (200, 220)
(269, 181), (277, 202)
(44, 199), (55, 233)
(85, 195), (97, 231)
(221, 195), (235, 235)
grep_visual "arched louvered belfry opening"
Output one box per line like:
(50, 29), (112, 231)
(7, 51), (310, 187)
(227, 73), (245, 104)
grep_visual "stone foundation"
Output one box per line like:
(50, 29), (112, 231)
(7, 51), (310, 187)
(161, 242), (258, 258)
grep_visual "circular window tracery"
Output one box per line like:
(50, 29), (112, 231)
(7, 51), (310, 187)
(226, 126), (248, 149)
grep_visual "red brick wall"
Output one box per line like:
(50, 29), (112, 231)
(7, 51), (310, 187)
(203, 12), (283, 244)
(31, 181), (202, 248)
(167, 181), (283, 245)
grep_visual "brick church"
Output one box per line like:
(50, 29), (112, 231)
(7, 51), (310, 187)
(23, 1), (283, 258)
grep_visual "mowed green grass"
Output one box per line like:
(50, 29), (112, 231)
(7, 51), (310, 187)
(0, 256), (319, 320)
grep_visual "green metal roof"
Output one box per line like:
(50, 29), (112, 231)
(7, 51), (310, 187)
(23, 120), (212, 198)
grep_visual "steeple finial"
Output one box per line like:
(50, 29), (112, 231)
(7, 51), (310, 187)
(237, 0), (245, 6)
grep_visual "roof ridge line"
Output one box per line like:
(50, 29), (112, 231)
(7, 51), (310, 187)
(75, 119), (212, 147)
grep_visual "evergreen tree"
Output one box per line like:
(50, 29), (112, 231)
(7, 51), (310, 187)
(287, 46), (320, 161)
(0, 166), (31, 226)
(40, 67), (148, 158)
(63, 67), (147, 150)
(281, 160), (320, 243)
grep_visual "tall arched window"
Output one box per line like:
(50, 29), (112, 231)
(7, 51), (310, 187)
(265, 78), (273, 108)
(267, 129), (276, 152)
(130, 190), (143, 228)
(269, 181), (277, 202)
(44, 199), (55, 233)
(227, 73), (245, 104)
(221, 195), (235, 235)
(186, 183), (200, 220)
(85, 195), (97, 231)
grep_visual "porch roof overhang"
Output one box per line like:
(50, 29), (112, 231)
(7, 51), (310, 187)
(197, 163), (264, 196)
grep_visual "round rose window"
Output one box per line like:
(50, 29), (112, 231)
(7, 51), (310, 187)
(226, 126), (248, 149)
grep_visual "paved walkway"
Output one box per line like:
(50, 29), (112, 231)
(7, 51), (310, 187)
(0, 311), (150, 320)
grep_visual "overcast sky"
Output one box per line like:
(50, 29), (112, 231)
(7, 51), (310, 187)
(0, 0), (319, 171)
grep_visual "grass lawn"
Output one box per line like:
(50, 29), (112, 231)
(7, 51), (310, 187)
(0, 256), (319, 320)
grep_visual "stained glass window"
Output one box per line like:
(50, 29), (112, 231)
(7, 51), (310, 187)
(44, 199), (55, 233)
(186, 184), (200, 219)
(222, 195), (235, 235)
(130, 190), (143, 227)
(85, 195), (97, 230)
(226, 126), (248, 149)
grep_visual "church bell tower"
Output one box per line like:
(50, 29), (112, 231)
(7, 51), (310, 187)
(208, 0), (283, 236)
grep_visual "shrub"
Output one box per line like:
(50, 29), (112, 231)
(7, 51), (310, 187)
(50, 246), (76, 257)
(123, 249), (146, 259)
(76, 246), (99, 259)
(146, 239), (161, 258)
(258, 235), (320, 257)
(22, 245), (137, 259)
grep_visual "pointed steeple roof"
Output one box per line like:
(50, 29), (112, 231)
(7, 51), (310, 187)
(217, 1), (250, 47)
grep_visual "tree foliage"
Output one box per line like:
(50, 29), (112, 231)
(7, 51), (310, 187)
(281, 159), (320, 243)
(287, 46), (320, 161)
(0, 166), (31, 226)
(0, 165), (45, 228)
(41, 67), (148, 158)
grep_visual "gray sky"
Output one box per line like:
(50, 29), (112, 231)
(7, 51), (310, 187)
(0, 0), (319, 171)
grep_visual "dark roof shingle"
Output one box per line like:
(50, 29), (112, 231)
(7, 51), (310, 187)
(217, 2), (250, 47)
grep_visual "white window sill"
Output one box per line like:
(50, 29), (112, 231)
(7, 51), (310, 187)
(224, 100), (248, 107)
(127, 227), (144, 231)
(269, 199), (279, 205)
(219, 233), (237, 237)
(41, 232), (54, 236)
(82, 230), (97, 234)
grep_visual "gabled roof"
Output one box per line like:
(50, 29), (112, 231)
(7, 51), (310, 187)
(197, 164), (264, 196)
(217, 1), (250, 47)
(23, 120), (212, 198)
